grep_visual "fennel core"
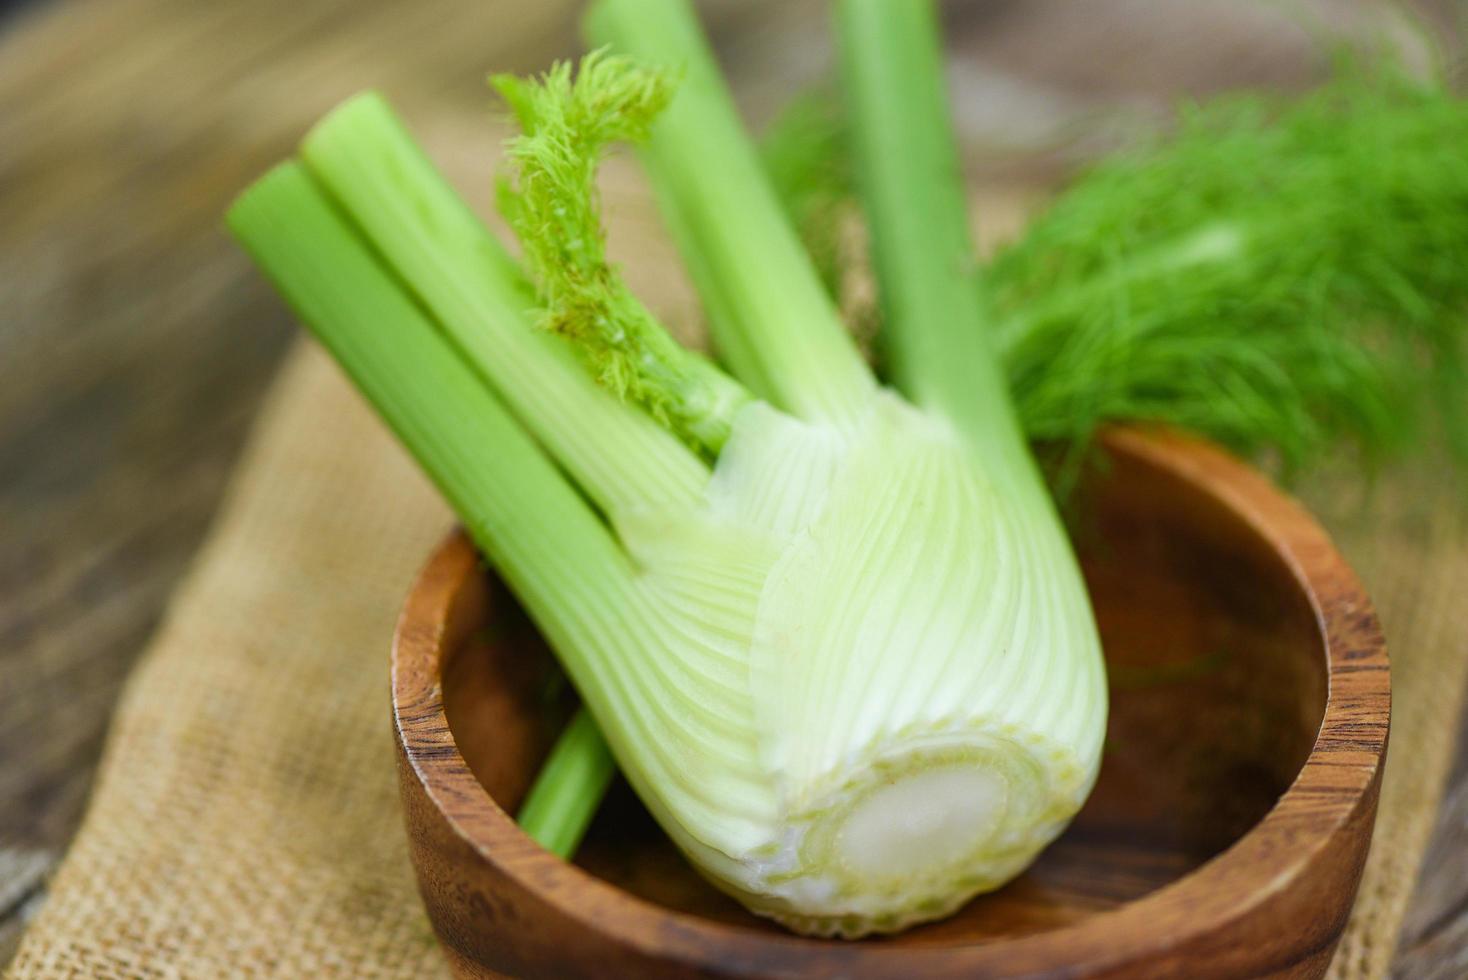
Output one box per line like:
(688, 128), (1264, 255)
(227, 0), (1107, 939)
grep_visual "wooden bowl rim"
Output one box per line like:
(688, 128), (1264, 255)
(391, 427), (1389, 974)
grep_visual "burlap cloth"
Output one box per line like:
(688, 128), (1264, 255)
(7, 331), (1466, 976)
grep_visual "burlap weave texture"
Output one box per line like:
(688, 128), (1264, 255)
(8, 345), (452, 978)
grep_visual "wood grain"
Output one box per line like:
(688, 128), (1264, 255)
(1, 0), (1462, 973)
(392, 428), (1389, 979)
(1391, 707), (1468, 980)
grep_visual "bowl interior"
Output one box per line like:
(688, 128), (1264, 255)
(440, 444), (1329, 946)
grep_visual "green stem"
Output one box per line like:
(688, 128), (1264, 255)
(517, 707), (617, 857)
(228, 164), (647, 765)
(613, 296), (752, 454)
(586, 0), (875, 426)
(299, 93), (709, 514)
(837, 0), (1028, 472)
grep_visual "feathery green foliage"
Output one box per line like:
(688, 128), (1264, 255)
(760, 57), (1468, 475)
(494, 51), (750, 453)
(991, 56), (1468, 473)
(758, 91), (854, 299)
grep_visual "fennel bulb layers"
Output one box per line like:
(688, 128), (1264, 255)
(597, 389), (1107, 936)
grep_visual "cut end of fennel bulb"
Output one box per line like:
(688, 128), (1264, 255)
(760, 735), (1090, 937)
(589, 390), (1107, 937)
(836, 764), (1008, 882)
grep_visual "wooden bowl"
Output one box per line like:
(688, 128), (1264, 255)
(391, 428), (1389, 979)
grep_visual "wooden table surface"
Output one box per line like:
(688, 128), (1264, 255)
(1, 0), (1464, 976)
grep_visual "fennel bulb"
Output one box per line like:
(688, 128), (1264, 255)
(228, 0), (1107, 938)
(603, 388), (1105, 935)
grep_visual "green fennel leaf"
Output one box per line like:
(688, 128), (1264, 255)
(990, 54), (1468, 475)
(493, 50), (749, 453)
(761, 55), (1468, 477)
